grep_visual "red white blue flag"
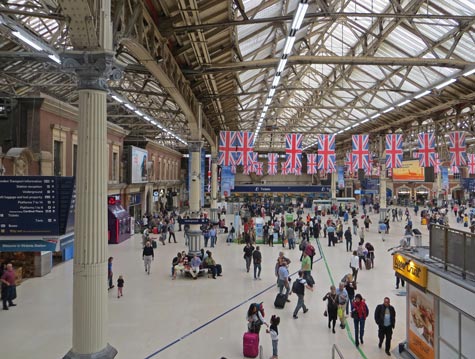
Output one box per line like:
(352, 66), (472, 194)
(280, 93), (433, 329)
(218, 131), (237, 166)
(434, 153), (441, 174)
(281, 161), (291, 175)
(255, 162), (263, 176)
(417, 133), (436, 167)
(451, 166), (459, 174)
(249, 152), (259, 173)
(316, 134), (336, 171)
(306, 154), (317, 174)
(345, 151), (355, 177)
(351, 134), (370, 171)
(385, 134), (403, 169)
(267, 153), (279, 175)
(448, 131), (467, 167)
(285, 133), (303, 174)
(468, 153), (475, 175)
(234, 131), (255, 168)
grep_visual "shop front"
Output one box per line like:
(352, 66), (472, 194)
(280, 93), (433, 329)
(397, 186), (411, 205)
(415, 185), (430, 205)
(128, 192), (142, 219)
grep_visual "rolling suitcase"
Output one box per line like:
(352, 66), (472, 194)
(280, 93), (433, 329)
(274, 293), (286, 309)
(243, 332), (259, 358)
(152, 239), (157, 248)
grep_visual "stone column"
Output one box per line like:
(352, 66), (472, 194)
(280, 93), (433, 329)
(62, 52), (121, 359)
(436, 169), (443, 206)
(331, 171), (337, 199)
(188, 141), (203, 254)
(209, 153), (219, 225)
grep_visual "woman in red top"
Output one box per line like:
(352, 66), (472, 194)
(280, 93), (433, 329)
(352, 293), (369, 347)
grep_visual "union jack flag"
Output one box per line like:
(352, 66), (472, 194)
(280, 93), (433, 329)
(468, 153), (475, 174)
(434, 153), (441, 174)
(234, 131), (255, 167)
(448, 131), (467, 167)
(255, 162), (263, 176)
(207, 156), (211, 192)
(317, 134), (336, 171)
(385, 134), (403, 169)
(267, 153), (279, 175)
(248, 152), (258, 173)
(281, 161), (291, 175)
(285, 133), (303, 174)
(364, 161), (372, 176)
(345, 151), (355, 177)
(451, 166), (460, 174)
(417, 133), (436, 167)
(230, 165), (236, 174)
(306, 153), (317, 174)
(319, 169), (327, 178)
(218, 131), (237, 166)
(352, 134), (370, 171)
(387, 168), (393, 177)
(294, 167), (302, 175)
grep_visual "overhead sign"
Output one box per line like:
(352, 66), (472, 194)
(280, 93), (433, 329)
(392, 160), (424, 182)
(393, 253), (428, 288)
(232, 185), (331, 193)
(179, 218), (209, 225)
(129, 146), (148, 184)
(0, 176), (75, 237)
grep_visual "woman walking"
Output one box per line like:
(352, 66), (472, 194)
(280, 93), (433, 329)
(352, 294), (369, 347)
(323, 285), (339, 333)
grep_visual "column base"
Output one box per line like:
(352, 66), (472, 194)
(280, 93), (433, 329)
(379, 208), (387, 223)
(187, 229), (202, 255)
(63, 344), (117, 359)
(209, 208), (219, 225)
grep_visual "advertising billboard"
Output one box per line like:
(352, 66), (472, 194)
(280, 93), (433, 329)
(407, 285), (435, 359)
(392, 160), (424, 182)
(130, 146), (148, 183)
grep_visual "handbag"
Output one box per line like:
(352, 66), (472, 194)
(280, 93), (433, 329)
(324, 309), (328, 317)
(337, 306), (344, 320)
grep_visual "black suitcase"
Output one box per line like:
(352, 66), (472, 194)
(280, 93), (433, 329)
(152, 240), (157, 248)
(412, 228), (422, 235)
(274, 293), (286, 309)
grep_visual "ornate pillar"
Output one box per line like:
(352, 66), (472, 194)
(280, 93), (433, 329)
(436, 169), (443, 206)
(331, 171), (337, 199)
(188, 141), (203, 254)
(209, 152), (219, 224)
(62, 52), (121, 359)
(379, 163), (387, 222)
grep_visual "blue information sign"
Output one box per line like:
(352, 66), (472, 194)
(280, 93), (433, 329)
(0, 176), (75, 237)
(179, 218), (210, 225)
(232, 185), (331, 193)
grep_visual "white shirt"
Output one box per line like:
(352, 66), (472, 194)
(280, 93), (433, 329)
(350, 255), (359, 269)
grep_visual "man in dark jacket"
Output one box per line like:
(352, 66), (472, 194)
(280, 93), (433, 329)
(374, 297), (396, 356)
(252, 246), (262, 280)
(344, 227), (353, 252)
(243, 243), (255, 273)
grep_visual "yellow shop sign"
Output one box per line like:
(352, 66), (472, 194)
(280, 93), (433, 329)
(393, 254), (428, 288)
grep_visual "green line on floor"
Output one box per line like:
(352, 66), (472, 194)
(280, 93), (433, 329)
(316, 238), (369, 359)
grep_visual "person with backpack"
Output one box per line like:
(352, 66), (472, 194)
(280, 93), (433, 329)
(352, 294), (369, 347)
(291, 270), (313, 319)
(246, 302), (268, 334)
(243, 242), (255, 273)
(227, 222), (236, 244)
(304, 242), (316, 269)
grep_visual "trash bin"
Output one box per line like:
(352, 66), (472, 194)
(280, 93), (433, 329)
(412, 228), (422, 246)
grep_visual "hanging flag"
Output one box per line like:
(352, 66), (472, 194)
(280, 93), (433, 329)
(387, 168), (393, 178)
(218, 131), (237, 166)
(306, 153), (318, 174)
(234, 131), (255, 168)
(448, 131), (467, 167)
(417, 133), (436, 167)
(468, 153), (475, 175)
(352, 134), (370, 171)
(451, 166), (460, 174)
(248, 152), (258, 173)
(434, 153), (441, 174)
(385, 134), (403, 169)
(317, 134), (336, 171)
(364, 161), (372, 176)
(344, 151), (354, 177)
(207, 156), (211, 192)
(267, 153), (279, 175)
(281, 161), (291, 175)
(285, 133), (303, 174)
(255, 162), (263, 176)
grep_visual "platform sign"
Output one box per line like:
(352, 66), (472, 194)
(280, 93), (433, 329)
(179, 218), (209, 225)
(0, 176), (75, 237)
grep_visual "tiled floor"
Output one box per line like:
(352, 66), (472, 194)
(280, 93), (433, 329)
(1, 206), (469, 359)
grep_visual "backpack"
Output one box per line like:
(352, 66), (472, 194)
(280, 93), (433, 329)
(304, 244), (315, 257)
(292, 279), (305, 295)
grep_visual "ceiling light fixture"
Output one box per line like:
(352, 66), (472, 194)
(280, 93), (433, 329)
(371, 113), (381, 119)
(277, 58), (287, 73)
(462, 68), (475, 77)
(398, 99), (411, 106)
(291, 1), (309, 30)
(435, 78), (456, 90)
(12, 31), (43, 51)
(269, 88), (276, 97)
(272, 76), (281, 87)
(283, 36), (296, 55)
(48, 54), (61, 64)
(414, 90), (431, 99)
(383, 106), (394, 114)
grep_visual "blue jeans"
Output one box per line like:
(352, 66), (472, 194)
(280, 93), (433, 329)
(354, 318), (366, 345)
(210, 235), (216, 247)
(253, 263), (261, 279)
(272, 340), (278, 356)
(293, 294), (307, 316)
(277, 279), (290, 297)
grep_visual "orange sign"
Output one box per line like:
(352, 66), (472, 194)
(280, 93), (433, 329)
(408, 286), (435, 359)
(392, 160), (424, 181)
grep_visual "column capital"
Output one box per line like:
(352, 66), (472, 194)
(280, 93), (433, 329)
(188, 141), (203, 153)
(211, 154), (218, 163)
(62, 51), (123, 91)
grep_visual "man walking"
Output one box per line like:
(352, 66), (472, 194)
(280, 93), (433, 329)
(344, 226), (353, 252)
(168, 219), (177, 243)
(291, 270), (313, 319)
(277, 259), (291, 302)
(252, 246), (262, 280)
(243, 242), (255, 273)
(142, 241), (155, 274)
(374, 297), (396, 356)
(1, 263), (17, 310)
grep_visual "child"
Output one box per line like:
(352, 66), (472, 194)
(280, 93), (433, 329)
(266, 315), (280, 359)
(117, 275), (124, 298)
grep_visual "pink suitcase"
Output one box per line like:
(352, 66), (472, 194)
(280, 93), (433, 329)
(243, 332), (259, 358)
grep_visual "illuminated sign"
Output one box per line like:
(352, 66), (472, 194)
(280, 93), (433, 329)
(392, 160), (424, 182)
(393, 254), (428, 288)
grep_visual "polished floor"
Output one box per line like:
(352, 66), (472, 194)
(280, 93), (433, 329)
(1, 205), (469, 359)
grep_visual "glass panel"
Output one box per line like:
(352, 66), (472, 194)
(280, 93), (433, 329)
(465, 235), (475, 276)
(440, 340), (459, 358)
(439, 301), (459, 351)
(447, 230), (465, 270)
(53, 140), (62, 177)
(461, 313), (475, 358)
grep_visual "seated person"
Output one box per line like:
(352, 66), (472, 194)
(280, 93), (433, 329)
(172, 253), (185, 280)
(190, 254), (202, 279)
(171, 253), (180, 277)
(203, 250), (222, 279)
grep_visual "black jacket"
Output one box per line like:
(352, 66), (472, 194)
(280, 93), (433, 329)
(142, 246), (154, 258)
(374, 304), (396, 328)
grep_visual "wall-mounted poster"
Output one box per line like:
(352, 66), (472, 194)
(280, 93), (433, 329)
(408, 285), (435, 359)
(392, 160), (425, 182)
(130, 146), (148, 183)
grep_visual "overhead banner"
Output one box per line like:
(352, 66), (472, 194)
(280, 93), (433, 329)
(130, 146), (148, 183)
(441, 167), (449, 190)
(220, 165), (235, 198)
(407, 285), (435, 359)
(337, 166), (345, 189)
(392, 160), (424, 182)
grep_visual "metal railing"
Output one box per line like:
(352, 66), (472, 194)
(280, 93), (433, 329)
(430, 224), (475, 279)
(332, 344), (345, 359)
